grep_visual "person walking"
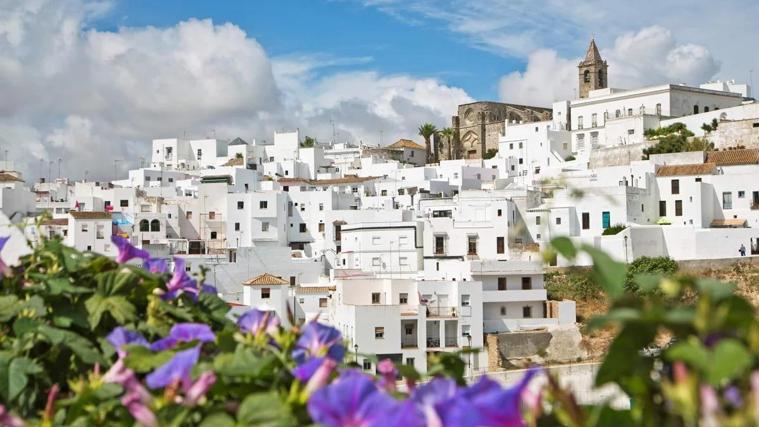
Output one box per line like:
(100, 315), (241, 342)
(739, 244), (747, 257)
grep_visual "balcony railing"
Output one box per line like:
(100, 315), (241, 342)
(401, 341), (418, 349)
(426, 337), (440, 348)
(425, 306), (457, 318)
(445, 337), (458, 348)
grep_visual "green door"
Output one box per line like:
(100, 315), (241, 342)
(602, 211), (610, 229)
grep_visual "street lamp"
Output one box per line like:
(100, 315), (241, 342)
(465, 333), (472, 375)
(354, 344), (359, 365)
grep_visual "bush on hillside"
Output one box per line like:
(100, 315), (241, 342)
(601, 224), (626, 235)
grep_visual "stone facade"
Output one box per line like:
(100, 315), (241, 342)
(706, 118), (759, 149)
(444, 102), (552, 161)
(578, 39), (608, 99)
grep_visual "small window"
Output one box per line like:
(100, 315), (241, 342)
(500, 306), (506, 315)
(555, 217), (561, 225)
(399, 293), (408, 304)
(521, 277), (532, 290)
(237, 201), (244, 210)
(319, 298), (328, 308)
(434, 235), (445, 255)
(374, 327), (384, 339)
(496, 237), (505, 254)
(695, 177), (702, 183)
(372, 257), (381, 267)
(234, 222), (240, 231)
(467, 235), (477, 255)
(261, 222), (269, 232)
(738, 191), (746, 198)
(659, 201), (667, 216)
(497, 209), (502, 217)
(675, 200), (683, 216)
(120, 199), (129, 207)
(299, 223), (307, 232)
(81, 224), (89, 232)
(319, 203), (324, 211)
(208, 211), (216, 220)
(363, 360), (372, 370)
(210, 231), (217, 240)
(461, 294), (470, 307)
(582, 212), (590, 230)
(498, 277), (507, 291)
(523, 306), (532, 318)
(186, 211), (192, 220)
(535, 216), (541, 225)
(371, 292), (380, 304)
(261, 288), (270, 299)
(671, 179), (680, 195)
(462, 325), (471, 338)
(318, 223), (325, 233)
(723, 192), (733, 209)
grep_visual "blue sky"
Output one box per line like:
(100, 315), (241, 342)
(94, 0), (528, 100)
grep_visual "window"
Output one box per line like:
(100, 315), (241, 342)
(318, 223), (325, 233)
(671, 179), (680, 195)
(372, 236), (381, 245)
(467, 235), (477, 255)
(96, 224), (105, 239)
(556, 217), (562, 225)
(576, 133), (585, 150)
(500, 306), (507, 315)
(583, 69), (590, 83)
(693, 105), (699, 114)
(186, 211), (192, 220)
(704, 106), (710, 112)
(723, 192), (733, 209)
(497, 209), (502, 217)
(535, 216), (541, 225)
(372, 293), (380, 304)
(234, 222), (240, 231)
(319, 203), (324, 211)
(210, 231), (217, 240)
(591, 113), (597, 127)
(577, 116), (583, 129)
(459, 294), (471, 308)
(656, 103), (662, 115)
(261, 222), (269, 232)
(374, 327), (384, 339)
(432, 210), (452, 218)
(299, 223), (307, 232)
(399, 256), (409, 267)
(738, 191), (746, 198)
(208, 211), (216, 220)
(363, 360), (372, 370)
(462, 325), (471, 338)
(521, 277), (532, 290)
(675, 200), (683, 216)
(496, 237), (505, 254)
(319, 298), (328, 308)
(372, 257), (381, 267)
(196, 148), (202, 159)
(509, 143), (513, 149)
(406, 358), (415, 366)
(582, 212), (590, 230)
(150, 219), (160, 232)
(523, 306), (532, 318)
(695, 177), (702, 183)
(435, 235), (445, 255)
(381, 190), (388, 196)
(498, 277), (507, 291)
(400, 293), (408, 304)
(659, 201), (667, 216)
(615, 109), (621, 118)
(120, 199), (129, 207)
(261, 288), (270, 299)
(81, 224), (89, 232)
(627, 108), (633, 116)
(139, 219), (149, 231)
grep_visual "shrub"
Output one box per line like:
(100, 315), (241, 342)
(564, 155), (576, 161)
(601, 224), (626, 235)
(545, 269), (604, 301)
(625, 255), (679, 292)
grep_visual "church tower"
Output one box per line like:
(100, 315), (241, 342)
(578, 39), (608, 98)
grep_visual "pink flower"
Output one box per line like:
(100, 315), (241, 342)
(122, 391), (158, 427)
(184, 372), (217, 407)
(377, 359), (397, 393)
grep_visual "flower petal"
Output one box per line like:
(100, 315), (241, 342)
(146, 347), (200, 389)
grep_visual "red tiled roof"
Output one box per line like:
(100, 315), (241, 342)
(295, 286), (335, 295)
(387, 139), (425, 150)
(706, 149), (759, 166)
(242, 273), (288, 286)
(69, 211), (111, 220)
(656, 163), (716, 177)
(0, 173), (22, 182)
(41, 218), (69, 226)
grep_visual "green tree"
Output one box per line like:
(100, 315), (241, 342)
(301, 136), (316, 148)
(418, 123), (438, 163)
(483, 148), (498, 159)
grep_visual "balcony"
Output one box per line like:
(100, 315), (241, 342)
(752, 203), (759, 210)
(425, 306), (457, 318)
(482, 289), (547, 303)
(425, 336), (458, 348)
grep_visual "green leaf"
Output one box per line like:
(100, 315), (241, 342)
(85, 294), (136, 328)
(47, 277), (93, 295)
(0, 355), (42, 401)
(214, 346), (274, 377)
(237, 392), (297, 427)
(707, 339), (752, 386)
(0, 295), (19, 321)
(596, 323), (656, 386)
(123, 346), (176, 373)
(666, 338), (709, 370)
(199, 413), (236, 427)
(12, 317), (40, 336)
(696, 278), (736, 300)
(551, 237), (577, 260)
(38, 325), (104, 364)
(582, 245), (626, 299)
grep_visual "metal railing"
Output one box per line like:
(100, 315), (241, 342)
(425, 306), (457, 318)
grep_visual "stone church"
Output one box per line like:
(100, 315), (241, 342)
(437, 39), (605, 161)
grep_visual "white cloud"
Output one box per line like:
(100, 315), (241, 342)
(0, 0), (471, 181)
(499, 26), (721, 106)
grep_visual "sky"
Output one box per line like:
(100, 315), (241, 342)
(1, 0), (758, 181)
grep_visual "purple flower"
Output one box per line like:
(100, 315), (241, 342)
(163, 258), (199, 300)
(307, 370), (424, 427)
(293, 357), (328, 383)
(112, 235), (150, 264)
(303, 358), (338, 395)
(292, 322), (345, 366)
(724, 386), (743, 408)
(146, 346), (200, 389)
(143, 258), (168, 274)
(122, 390), (158, 427)
(377, 359), (397, 392)
(107, 327), (149, 357)
(411, 377), (458, 426)
(149, 323), (215, 352)
(184, 371), (217, 407)
(237, 308), (281, 336)
(0, 236), (10, 277)
(0, 404), (24, 427)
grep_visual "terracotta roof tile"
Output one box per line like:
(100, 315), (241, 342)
(295, 286), (335, 295)
(387, 139), (425, 150)
(706, 149), (759, 166)
(242, 273), (288, 286)
(41, 218), (69, 226)
(656, 163), (716, 177)
(69, 211), (112, 220)
(0, 172), (23, 182)
(222, 157), (244, 166)
(711, 218), (747, 228)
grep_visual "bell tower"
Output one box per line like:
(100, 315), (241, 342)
(578, 39), (608, 99)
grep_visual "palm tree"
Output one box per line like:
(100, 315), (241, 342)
(418, 123), (438, 164)
(439, 127), (454, 160)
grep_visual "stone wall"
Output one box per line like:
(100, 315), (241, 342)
(707, 118), (759, 149)
(588, 141), (654, 168)
(485, 325), (586, 370)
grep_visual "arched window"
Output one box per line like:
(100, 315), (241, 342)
(139, 219), (149, 232)
(150, 219), (160, 232)
(615, 109), (621, 118)
(656, 103), (662, 115)
(693, 105), (699, 114)
(704, 106), (710, 112)
(583, 70), (590, 83)
(598, 71), (605, 87)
